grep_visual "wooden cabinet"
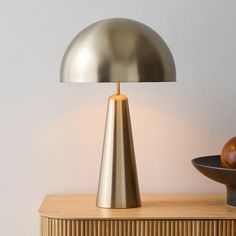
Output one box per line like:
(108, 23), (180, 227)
(39, 194), (236, 236)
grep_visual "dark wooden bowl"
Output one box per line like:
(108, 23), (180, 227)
(192, 155), (236, 207)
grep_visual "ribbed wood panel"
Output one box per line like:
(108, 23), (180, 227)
(40, 217), (236, 236)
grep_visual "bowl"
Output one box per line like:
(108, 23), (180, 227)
(192, 155), (236, 207)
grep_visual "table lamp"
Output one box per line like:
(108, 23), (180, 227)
(60, 18), (176, 209)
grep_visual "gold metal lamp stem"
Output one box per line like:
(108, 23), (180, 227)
(116, 82), (120, 95)
(96, 83), (141, 208)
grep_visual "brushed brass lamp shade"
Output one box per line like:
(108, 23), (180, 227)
(60, 18), (176, 83)
(60, 18), (176, 209)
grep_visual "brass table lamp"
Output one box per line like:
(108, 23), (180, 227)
(60, 18), (176, 209)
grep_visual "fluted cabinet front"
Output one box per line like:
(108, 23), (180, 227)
(40, 217), (236, 236)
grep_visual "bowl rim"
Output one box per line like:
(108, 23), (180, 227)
(191, 155), (236, 173)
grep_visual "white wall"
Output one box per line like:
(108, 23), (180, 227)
(1, 0), (236, 235)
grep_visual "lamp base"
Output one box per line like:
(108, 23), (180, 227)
(96, 93), (141, 208)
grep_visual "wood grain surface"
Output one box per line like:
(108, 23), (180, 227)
(39, 194), (236, 220)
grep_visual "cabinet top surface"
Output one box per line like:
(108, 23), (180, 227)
(39, 194), (236, 220)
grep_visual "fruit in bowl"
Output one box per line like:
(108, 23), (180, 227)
(221, 136), (236, 169)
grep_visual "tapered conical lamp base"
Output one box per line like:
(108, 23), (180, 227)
(96, 93), (141, 208)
